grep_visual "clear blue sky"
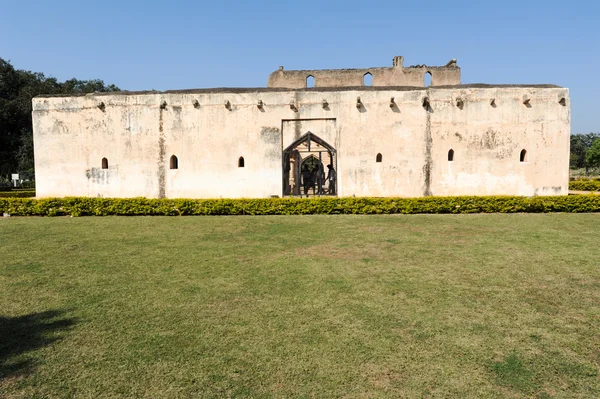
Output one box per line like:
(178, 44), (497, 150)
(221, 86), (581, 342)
(1, 0), (598, 133)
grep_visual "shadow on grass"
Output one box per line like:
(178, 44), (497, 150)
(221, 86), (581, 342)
(0, 310), (77, 380)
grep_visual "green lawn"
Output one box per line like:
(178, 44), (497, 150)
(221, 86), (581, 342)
(1, 215), (599, 398)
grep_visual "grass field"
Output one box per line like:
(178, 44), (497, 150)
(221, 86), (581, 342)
(1, 215), (599, 398)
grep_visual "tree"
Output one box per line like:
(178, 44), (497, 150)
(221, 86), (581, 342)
(0, 58), (120, 180)
(586, 139), (600, 170)
(59, 78), (120, 95)
(570, 133), (600, 171)
(16, 129), (34, 179)
(570, 135), (587, 169)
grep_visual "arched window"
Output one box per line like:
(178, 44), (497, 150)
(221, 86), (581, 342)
(376, 153), (382, 162)
(238, 157), (245, 168)
(306, 75), (315, 88)
(170, 155), (178, 169)
(448, 149), (454, 161)
(101, 157), (108, 169)
(520, 149), (528, 162)
(363, 72), (373, 86)
(424, 71), (432, 87)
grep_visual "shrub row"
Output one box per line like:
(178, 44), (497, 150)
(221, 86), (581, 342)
(1, 195), (600, 217)
(0, 190), (36, 198)
(569, 180), (600, 191)
(571, 178), (600, 182)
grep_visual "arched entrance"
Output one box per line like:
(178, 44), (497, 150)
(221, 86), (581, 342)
(283, 132), (337, 197)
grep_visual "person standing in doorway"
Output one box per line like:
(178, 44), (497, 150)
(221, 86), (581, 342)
(326, 164), (336, 195)
(301, 164), (312, 197)
(316, 163), (325, 195)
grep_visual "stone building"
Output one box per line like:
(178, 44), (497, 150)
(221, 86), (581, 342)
(32, 56), (570, 199)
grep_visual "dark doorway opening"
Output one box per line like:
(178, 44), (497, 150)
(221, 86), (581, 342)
(283, 132), (337, 197)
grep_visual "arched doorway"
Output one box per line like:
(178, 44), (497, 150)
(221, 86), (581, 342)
(283, 132), (337, 197)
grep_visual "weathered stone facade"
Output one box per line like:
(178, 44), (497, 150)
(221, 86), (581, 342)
(268, 56), (461, 88)
(32, 57), (570, 199)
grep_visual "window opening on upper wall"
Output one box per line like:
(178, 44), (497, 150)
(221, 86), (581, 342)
(448, 149), (454, 162)
(238, 157), (245, 168)
(170, 155), (178, 169)
(306, 75), (315, 88)
(424, 71), (432, 87)
(376, 153), (382, 162)
(363, 72), (373, 86)
(520, 149), (528, 162)
(101, 158), (108, 169)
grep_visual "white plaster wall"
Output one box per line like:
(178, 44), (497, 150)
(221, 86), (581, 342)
(429, 88), (570, 196)
(332, 90), (428, 197)
(32, 86), (569, 199)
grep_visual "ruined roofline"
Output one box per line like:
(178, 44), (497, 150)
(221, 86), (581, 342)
(34, 84), (564, 99)
(269, 56), (458, 72)
(268, 65), (458, 74)
(267, 55), (462, 89)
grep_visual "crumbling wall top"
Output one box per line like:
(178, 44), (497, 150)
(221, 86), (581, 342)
(267, 56), (461, 89)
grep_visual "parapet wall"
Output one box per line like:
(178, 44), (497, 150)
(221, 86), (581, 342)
(267, 56), (461, 89)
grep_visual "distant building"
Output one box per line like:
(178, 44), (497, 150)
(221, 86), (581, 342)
(32, 56), (570, 198)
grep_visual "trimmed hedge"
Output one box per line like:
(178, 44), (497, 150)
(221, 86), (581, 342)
(1, 195), (600, 216)
(569, 180), (600, 192)
(0, 190), (36, 198)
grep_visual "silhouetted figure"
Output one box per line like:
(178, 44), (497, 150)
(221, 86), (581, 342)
(316, 163), (325, 195)
(326, 164), (336, 195)
(301, 164), (312, 197)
